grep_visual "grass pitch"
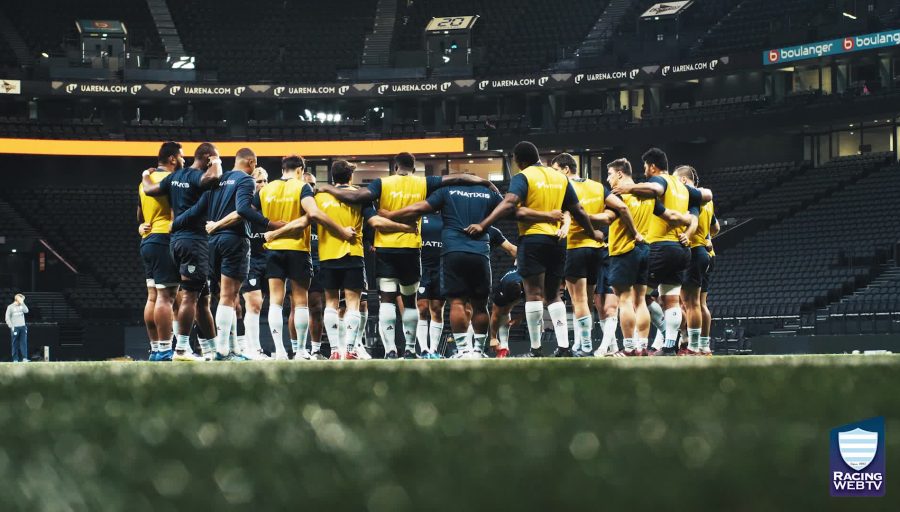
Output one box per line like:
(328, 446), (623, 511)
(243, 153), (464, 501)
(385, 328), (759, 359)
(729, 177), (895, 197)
(0, 355), (898, 511)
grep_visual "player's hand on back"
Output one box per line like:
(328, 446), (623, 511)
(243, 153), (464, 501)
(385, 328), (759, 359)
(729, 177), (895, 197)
(205, 221), (217, 234)
(377, 208), (395, 220)
(268, 220), (287, 230)
(464, 224), (484, 237)
(611, 184), (632, 195)
(548, 209), (564, 223)
(340, 226), (357, 242)
(678, 233), (690, 246)
(592, 230), (605, 242)
(635, 233), (645, 245)
(138, 223), (151, 236)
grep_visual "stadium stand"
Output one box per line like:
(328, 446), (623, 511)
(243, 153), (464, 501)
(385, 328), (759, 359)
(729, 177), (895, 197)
(692, 0), (819, 57)
(165, 0), (377, 82)
(4, 0), (164, 58)
(700, 161), (801, 215)
(394, 0), (611, 76)
(710, 154), (896, 320)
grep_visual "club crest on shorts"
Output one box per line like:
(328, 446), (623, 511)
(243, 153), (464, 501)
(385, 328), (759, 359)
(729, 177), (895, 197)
(249, 278), (257, 286)
(187, 265), (196, 274)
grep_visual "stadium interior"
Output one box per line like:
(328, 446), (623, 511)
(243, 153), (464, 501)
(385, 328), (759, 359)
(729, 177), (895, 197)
(1, 0), (900, 360)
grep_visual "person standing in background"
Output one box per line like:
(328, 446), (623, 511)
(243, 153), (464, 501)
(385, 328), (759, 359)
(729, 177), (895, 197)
(5, 294), (29, 362)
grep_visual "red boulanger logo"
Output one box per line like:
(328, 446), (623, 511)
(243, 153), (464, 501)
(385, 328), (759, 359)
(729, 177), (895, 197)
(843, 37), (855, 51)
(768, 50), (779, 63)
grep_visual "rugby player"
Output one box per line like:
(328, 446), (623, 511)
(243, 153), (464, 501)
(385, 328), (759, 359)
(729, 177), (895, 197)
(137, 141), (184, 361)
(489, 266), (524, 358)
(466, 141), (603, 358)
(141, 142), (222, 361)
(317, 152), (498, 359)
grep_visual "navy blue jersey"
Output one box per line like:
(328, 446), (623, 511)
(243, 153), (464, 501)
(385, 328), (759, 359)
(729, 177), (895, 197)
(488, 226), (508, 252)
(426, 185), (502, 257)
(420, 213), (443, 269)
(499, 266), (522, 286)
(157, 167), (207, 240)
(207, 170), (269, 237)
(249, 224), (266, 257)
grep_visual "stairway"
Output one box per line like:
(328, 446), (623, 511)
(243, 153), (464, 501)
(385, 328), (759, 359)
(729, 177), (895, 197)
(556, 0), (638, 69)
(146, 0), (186, 58)
(689, 0), (748, 55)
(360, 0), (397, 67)
(0, 197), (40, 238)
(0, 10), (32, 66)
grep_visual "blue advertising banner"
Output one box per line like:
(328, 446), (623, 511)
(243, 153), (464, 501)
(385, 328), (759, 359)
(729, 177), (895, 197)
(763, 28), (900, 65)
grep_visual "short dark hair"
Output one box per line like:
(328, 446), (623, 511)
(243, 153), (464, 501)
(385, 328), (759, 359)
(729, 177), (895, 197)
(236, 147), (256, 161)
(513, 141), (541, 168)
(331, 160), (356, 184)
(550, 153), (577, 174)
(194, 142), (217, 160)
(158, 141), (182, 164)
(282, 154), (305, 171)
(642, 147), (668, 172)
(395, 152), (416, 170)
(607, 158), (632, 176)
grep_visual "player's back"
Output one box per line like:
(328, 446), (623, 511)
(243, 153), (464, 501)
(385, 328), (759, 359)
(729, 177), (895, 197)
(566, 178), (606, 249)
(167, 168), (207, 239)
(430, 185), (502, 256)
(139, 170), (173, 239)
(515, 165), (569, 237)
(259, 178), (311, 251)
(314, 186), (366, 261)
(375, 174), (429, 250)
(646, 174), (690, 244)
(608, 193), (655, 256)
(691, 200), (716, 248)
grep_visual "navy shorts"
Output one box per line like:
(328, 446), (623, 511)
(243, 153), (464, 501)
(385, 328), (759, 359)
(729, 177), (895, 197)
(492, 269), (523, 308)
(241, 254), (268, 293)
(141, 241), (180, 287)
(209, 233), (250, 281)
(267, 250), (313, 283)
(441, 252), (492, 299)
(703, 256), (715, 292)
(309, 266), (324, 294)
(686, 246), (711, 290)
(516, 236), (566, 280)
(594, 248), (614, 295)
(170, 236), (209, 285)
(564, 247), (602, 285)
(648, 242), (691, 287)
(419, 266), (442, 300)
(608, 243), (650, 288)
(318, 266), (367, 291)
(375, 249), (421, 286)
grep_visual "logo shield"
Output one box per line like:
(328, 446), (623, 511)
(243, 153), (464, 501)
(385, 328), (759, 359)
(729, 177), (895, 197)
(838, 428), (878, 470)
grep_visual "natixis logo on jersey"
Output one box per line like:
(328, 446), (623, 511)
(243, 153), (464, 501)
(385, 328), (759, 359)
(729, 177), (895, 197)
(830, 416), (885, 497)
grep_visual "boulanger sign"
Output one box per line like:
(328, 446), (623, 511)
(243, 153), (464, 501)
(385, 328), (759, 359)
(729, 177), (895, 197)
(763, 28), (900, 65)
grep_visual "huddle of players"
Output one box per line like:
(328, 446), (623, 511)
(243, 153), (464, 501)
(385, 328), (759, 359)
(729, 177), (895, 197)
(137, 140), (716, 360)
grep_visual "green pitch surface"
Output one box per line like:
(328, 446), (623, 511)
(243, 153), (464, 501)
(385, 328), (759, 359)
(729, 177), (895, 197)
(1, 356), (898, 511)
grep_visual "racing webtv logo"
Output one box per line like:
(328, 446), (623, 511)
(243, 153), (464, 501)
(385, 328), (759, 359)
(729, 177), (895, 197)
(830, 416), (885, 497)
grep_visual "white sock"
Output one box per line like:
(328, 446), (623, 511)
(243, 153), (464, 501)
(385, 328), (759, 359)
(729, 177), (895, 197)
(465, 323), (475, 348)
(498, 314), (510, 350)
(473, 334), (486, 353)
(576, 315), (592, 352)
(572, 324), (582, 352)
(344, 310), (361, 352)
(429, 321), (443, 353)
(199, 338), (215, 356)
(356, 312), (368, 349)
(624, 337), (635, 351)
(600, 317), (618, 353)
(338, 319), (346, 350)
(688, 328), (701, 351)
(230, 310), (239, 353)
(244, 312), (260, 352)
(402, 308), (420, 352)
(175, 334), (191, 352)
(652, 329), (663, 350)
(214, 305), (235, 355)
(171, 321), (179, 341)
(547, 301), (569, 349)
(311, 341), (322, 354)
(649, 300), (665, 334)
(291, 339), (300, 353)
(524, 301), (544, 349)
(268, 304), (286, 355)
(324, 308), (343, 354)
(236, 335), (246, 353)
(637, 337), (649, 351)
(294, 307), (310, 354)
(416, 319), (429, 353)
(454, 332), (470, 353)
(664, 307), (682, 349)
(699, 336), (711, 351)
(150, 340), (159, 352)
(158, 340), (172, 351)
(379, 303), (397, 354)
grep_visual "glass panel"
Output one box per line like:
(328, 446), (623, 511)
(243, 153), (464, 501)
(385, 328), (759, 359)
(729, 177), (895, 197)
(862, 126), (891, 154)
(447, 157), (503, 180)
(833, 130), (860, 157)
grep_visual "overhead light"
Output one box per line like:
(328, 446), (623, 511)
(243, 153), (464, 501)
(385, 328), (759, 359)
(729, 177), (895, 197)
(466, 153), (472, 156)
(40, 52), (49, 58)
(429, 154), (436, 158)
(334, 114), (342, 122)
(842, 12), (857, 20)
(316, 112), (326, 122)
(326, 113), (335, 122)
(468, 160), (474, 164)
(487, 158), (493, 161)
(361, 161), (367, 164)
(304, 109), (312, 120)
(11, 249), (16, 253)
(849, 124), (854, 127)
(550, 150), (557, 153)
